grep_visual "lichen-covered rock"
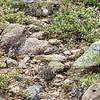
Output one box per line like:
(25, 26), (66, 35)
(6, 57), (18, 67)
(48, 61), (64, 72)
(0, 57), (18, 68)
(73, 41), (100, 69)
(18, 38), (50, 55)
(26, 85), (43, 100)
(82, 83), (100, 100)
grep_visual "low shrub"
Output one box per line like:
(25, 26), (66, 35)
(44, 2), (100, 42)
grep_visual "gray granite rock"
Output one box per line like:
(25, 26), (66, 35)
(18, 38), (50, 55)
(82, 83), (100, 100)
(26, 85), (43, 100)
(0, 24), (25, 50)
(73, 41), (100, 69)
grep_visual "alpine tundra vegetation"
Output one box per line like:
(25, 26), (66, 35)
(0, 0), (100, 99)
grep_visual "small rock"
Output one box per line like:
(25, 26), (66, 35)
(48, 61), (64, 72)
(6, 57), (18, 67)
(65, 62), (73, 68)
(48, 39), (61, 45)
(38, 67), (55, 81)
(18, 55), (30, 68)
(27, 24), (40, 33)
(52, 91), (60, 97)
(71, 49), (81, 55)
(26, 84), (43, 100)
(56, 74), (64, 79)
(82, 83), (100, 100)
(30, 31), (44, 39)
(44, 47), (57, 54)
(63, 50), (71, 55)
(0, 57), (17, 68)
(68, 55), (76, 60)
(0, 57), (18, 68)
(42, 8), (49, 16)
(23, 0), (34, 3)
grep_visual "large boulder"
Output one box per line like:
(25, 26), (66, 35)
(18, 38), (50, 55)
(0, 24), (26, 51)
(73, 41), (100, 69)
(82, 83), (100, 100)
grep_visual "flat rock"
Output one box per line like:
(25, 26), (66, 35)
(34, 54), (66, 62)
(18, 38), (50, 55)
(73, 41), (100, 69)
(82, 83), (100, 100)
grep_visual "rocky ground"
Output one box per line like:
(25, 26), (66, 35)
(0, 0), (100, 100)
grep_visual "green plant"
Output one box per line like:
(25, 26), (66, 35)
(70, 73), (100, 88)
(79, 73), (100, 87)
(0, 71), (18, 89)
(3, 11), (33, 24)
(44, 2), (100, 42)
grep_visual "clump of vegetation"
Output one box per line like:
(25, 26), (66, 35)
(0, 0), (33, 24)
(3, 11), (33, 24)
(44, 1), (100, 43)
(79, 73), (100, 87)
(0, 71), (18, 90)
(68, 73), (100, 89)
